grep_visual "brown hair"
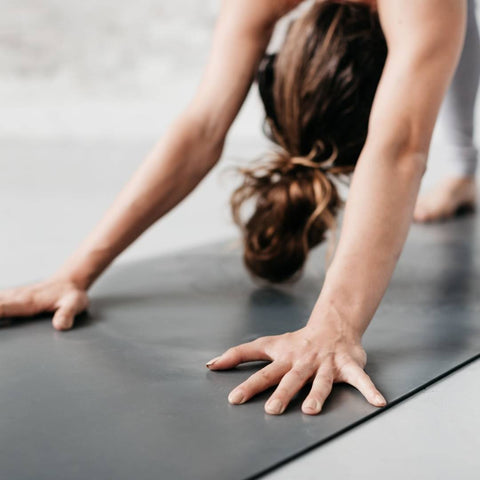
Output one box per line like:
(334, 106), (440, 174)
(230, 0), (387, 283)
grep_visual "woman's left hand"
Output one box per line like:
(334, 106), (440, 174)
(206, 323), (387, 415)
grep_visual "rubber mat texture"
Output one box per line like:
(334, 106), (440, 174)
(0, 216), (479, 480)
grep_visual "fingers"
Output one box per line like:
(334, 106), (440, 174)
(228, 361), (289, 405)
(264, 361), (316, 415)
(52, 291), (88, 331)
(206, 338), (271, 370)
(0, 288), (39, 318)
(208, 333), (387, 415)
(341, 362), (387, 407)
(302, 364), (334, 415)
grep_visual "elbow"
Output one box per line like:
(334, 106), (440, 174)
(174, 111), (226, 170)
(194, 117), (227, 153)
(366, 134), (429, 179)
(182, 107), (227, 151)
(366, 114), (432, 178)
(397, 148), (428, 179)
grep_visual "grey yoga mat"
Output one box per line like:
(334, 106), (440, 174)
(0, 214), (479, 480)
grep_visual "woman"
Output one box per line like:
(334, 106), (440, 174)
(0, 0), (477, 416)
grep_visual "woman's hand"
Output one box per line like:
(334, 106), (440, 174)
(0, 278), (89, 331)
(206, 323), (386, 415)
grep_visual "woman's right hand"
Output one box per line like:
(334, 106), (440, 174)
(0, 278), (89, 331)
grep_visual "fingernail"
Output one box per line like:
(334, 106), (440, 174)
(303, 398), (321, 413)
(206, 356), (220, 368)
(265, 399), (284, 415)
(228, 390), (245, 404)
(375, 394), (387, 406)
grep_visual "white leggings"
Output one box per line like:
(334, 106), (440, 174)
(435, 0), (479, 177)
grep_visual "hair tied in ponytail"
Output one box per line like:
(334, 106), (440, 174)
(289, 140), (338, 173)
(231, 0), (387, 283)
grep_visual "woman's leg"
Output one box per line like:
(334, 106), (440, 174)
(414, 0), (479, 222)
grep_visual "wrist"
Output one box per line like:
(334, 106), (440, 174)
(306, 265), (379, 341)
(53, 242), (117, 291)
(51, 269), (91, 291)
(53, 259), (98, 291)
(306, 294), (367, 344)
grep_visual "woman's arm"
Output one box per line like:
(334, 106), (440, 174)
(308, 0), (467, 336)
(55, 0), (298, 290)
(209, 0), (467, 415)
(0, 0), (302, 330)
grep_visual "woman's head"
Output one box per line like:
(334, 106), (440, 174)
(231, 0), (387, 283)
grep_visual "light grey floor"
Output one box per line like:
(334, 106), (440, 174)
(1, 137), (479, 479)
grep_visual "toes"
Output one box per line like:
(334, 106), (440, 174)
(414, 207), (433, 223)
(414, 204), (452, 223)
(413, 208), (428, 223)
(414, 177), (477, 224)
(413, 198), (431, 223)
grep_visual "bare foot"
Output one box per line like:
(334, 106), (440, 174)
(414, 176), (477, 223)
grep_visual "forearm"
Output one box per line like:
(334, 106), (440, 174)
(307, 142), (426, 340)
(55, 113), (224, 290)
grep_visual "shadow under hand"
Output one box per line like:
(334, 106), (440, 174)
(0, 310), (93, 331)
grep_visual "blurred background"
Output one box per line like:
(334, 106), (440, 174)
(0, 0), (222, 139)
(0, 0), (262, 287)
(0, 0), (478, 288)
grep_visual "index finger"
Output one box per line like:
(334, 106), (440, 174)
(206, 338), (271, 370)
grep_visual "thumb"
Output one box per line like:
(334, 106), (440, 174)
(52, 291), (88, 331)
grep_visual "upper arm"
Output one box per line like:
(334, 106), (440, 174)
(366, 0), (467, 157)
(186, 0), (304, 142)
